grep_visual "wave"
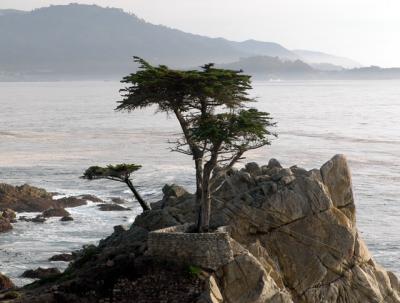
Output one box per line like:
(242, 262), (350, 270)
(281, 131), (400, 145)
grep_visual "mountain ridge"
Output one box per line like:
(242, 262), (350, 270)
(0, 4), (361, 80)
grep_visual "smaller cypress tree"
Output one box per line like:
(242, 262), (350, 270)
(82, 164), (150, 212)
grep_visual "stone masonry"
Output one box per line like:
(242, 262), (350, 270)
(147, 224), (234, 270)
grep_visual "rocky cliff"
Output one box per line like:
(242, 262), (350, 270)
(1, 155), (399, 303)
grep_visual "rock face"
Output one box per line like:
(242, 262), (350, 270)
(142, 154), (400, 303)
(11, 155), (400, 303)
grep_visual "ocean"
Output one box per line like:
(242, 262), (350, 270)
(0, 80), (399, 285)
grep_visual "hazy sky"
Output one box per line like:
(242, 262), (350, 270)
(1, 0), (399, 67)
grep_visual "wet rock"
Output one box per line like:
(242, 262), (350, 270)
(60, 216), (74, 222)
(98, 204), (131, 211)
(21, 267), (61, 279)
(42, 208), (71, 218)
(19, 215), (47, 223)
(111, 197), (127, 204)
(78, 194), (104, 203)
(0, 183), (87, 212)
(0, 273), (14, 290)
(49, 253), (74, 262)
(55, 196), (87, 208)
(0, 183), (55, 212)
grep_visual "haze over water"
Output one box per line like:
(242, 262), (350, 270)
(0, 80), (399, 285)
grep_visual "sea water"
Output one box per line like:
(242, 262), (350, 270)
(0, 80), (399, 285)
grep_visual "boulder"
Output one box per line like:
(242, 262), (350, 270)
(19, 215), (47, 223)
(49, 253), (74, 262)
(2, 208), (16, 221)
(21, 267), (61, 279)
(0, 217), (12, 233)
(267, 158), (282, 169)
(60, 216), (74, 222)
(245, 162), (261, 176)
(134, 209), (180, 231)
(97, 204), (131, 211)
(111, 197), (127, 204)
(0, 273), (14, 290)
(55, 196), (87, 208)
(162, 184), (188, 199)
(77, 194), (104, 203)
(42, 208), (70, 218)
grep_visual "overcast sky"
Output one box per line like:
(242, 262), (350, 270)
(1, 0), (399, 67)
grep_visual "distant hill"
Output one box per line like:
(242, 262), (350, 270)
(0, 9), (27, 16)
(229, 40), (298, 60)
(1, 3), (396, 81)
(220, 56), (400, 80)
(217, 56), (317, 79)
(0, 4), (299, 80)
(293, 49), (362, 69)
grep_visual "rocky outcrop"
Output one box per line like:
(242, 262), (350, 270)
(7, 155), (400, 303)
(140, 154), (400, 303)
(0, 183), (101, 212)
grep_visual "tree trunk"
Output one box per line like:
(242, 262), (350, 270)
(173, 109), (205, 225)
(199, 166), (212, 232)
(194, 153), (203, 227)
(125, 178), (151, 211)
(198, 151), (220, 232)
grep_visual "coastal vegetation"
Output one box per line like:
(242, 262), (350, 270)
(117, 57), (276, 231)
(82, 164), (150, 212)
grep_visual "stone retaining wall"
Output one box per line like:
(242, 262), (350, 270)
(147, 224), (234, 270)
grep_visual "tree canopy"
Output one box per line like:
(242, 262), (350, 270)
(82, 163), (150, 212)
(83, 164), (142, 182)
(118, 58), (276, 231)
